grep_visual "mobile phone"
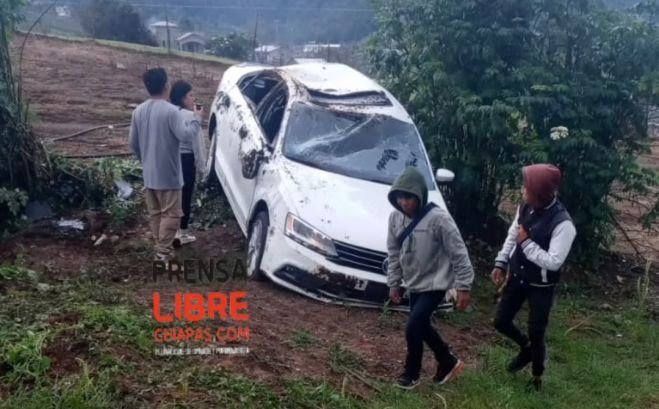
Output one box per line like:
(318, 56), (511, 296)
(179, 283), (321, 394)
(195, 103), (202, 110)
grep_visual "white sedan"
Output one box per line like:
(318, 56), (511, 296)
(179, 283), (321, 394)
(205, 62), (456, 311)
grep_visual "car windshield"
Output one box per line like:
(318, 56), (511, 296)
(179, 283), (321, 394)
(282, 102), (435, 188)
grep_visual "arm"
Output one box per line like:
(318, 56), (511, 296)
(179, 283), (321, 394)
(193, 128), (207, 173)
(128, 110), (141, 161)
(386, 212), (403, 288)
(433, 210), (474, 291)
(494, 206), (521, 270)
(520, 220), (577, 271)
(169, 108), (201, 145)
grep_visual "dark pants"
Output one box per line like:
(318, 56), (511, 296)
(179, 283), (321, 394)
(494, 274), (556, 376)
(180, 153), (196, 230)
(404, 291), (454, 378)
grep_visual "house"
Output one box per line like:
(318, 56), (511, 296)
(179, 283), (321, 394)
(149, 21), (180, 49)
(55, 6), (71, 17)
(254, 45), (293, 66)
(288, 57), (327, 65)
(177, 32), (206, 53)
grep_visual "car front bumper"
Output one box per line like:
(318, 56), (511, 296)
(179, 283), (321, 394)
(260, 228), (454, 313)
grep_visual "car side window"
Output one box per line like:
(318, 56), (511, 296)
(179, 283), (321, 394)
(239, 73), (281, 110)
(256, 82), (288, 145)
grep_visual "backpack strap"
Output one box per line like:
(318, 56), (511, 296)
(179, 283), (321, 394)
(396, 202), (438, 248)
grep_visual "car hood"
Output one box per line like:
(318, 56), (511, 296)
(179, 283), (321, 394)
(278, 159), (446, 253)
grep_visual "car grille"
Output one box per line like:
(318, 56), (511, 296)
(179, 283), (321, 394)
(327, 241), (388, 275)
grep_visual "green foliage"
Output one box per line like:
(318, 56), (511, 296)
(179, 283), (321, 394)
(369, 0), (659, 262)
(1, 0), (46, 195)
(0, 329), (51, 385)
(207, 32), (253, 60)
(0, 187), (28, 238)
(77, 0), (157, 46)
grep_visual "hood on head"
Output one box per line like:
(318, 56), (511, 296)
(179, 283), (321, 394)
(388, 167), (428, 212)
(523, 164), (562, 207)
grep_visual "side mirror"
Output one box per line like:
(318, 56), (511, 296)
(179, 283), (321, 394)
(435, 168), (455, 184)
(241, 149), (264, 180)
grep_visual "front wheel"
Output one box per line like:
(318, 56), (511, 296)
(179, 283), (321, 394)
(246, 211), (268, 281)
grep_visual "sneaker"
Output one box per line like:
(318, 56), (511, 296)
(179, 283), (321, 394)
(395, 374), (420, 390)
(174, 229), (196, 246)
(526, 376), (542, 392)
(434, 357), (465, 384)
(507, 346), (532, 373)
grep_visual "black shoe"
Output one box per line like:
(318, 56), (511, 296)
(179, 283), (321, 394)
(433, 357), (465, 384)
(526, 376), (542, 392)
(395, 374), (420, 390)
(507, 346), (532, 373)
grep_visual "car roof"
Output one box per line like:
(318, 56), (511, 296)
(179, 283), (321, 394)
(278, 62), (385, 95)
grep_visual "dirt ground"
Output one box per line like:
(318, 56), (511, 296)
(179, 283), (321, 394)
(5, 35), (658, 398)
(14, 34), (224, 157)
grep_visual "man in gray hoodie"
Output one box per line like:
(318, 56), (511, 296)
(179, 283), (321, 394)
(387, 166), (474, 389)
(129, 68), (203, 260)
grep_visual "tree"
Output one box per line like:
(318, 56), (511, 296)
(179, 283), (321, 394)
(369, 0), (659, 262)
(179, 17), (195, 33)
(78, 0), (157, 46)
(207, 32), (252, 60)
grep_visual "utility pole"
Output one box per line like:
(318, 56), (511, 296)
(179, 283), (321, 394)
(252, 12), (259, 62)
(165, 5), (171, 54)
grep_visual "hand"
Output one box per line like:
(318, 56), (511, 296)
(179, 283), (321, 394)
(193, 104), (204, 117)
(491, 267), (506, 286)
(517, 225), (529, 243)
(389, 287), (402, 304)
(456, 290), (471, 310)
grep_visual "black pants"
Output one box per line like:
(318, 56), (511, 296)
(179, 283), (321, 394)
(494, 274), (556, 377)
(404, 291), (454, 378)
(180, 153), (196, 230)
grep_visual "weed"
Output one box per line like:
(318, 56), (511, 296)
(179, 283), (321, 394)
(0, 330), (51, 385)
(329, 343), (365, 373)
(289, 329), (316, 350)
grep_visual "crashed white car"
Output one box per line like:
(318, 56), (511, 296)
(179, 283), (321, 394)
(205, 62), (456, 311)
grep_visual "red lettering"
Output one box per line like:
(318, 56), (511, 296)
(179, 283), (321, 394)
(230, 291), (249, 321)
(208, 292), (228, 320)
(185, 293), (205, 322)
(153, 328), (164, 342)
(153, 292), (173, 323)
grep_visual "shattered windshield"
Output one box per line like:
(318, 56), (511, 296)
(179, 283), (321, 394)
(282, 102), (435, 187)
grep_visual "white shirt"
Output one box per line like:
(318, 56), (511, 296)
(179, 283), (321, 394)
(495, 200), (577, 277)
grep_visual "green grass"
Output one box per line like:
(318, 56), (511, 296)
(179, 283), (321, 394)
(2, 255), (657, 408)
(18, 31), (240, 66)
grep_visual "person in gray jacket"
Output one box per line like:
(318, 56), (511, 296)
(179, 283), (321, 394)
(129, 68), (203, 260)
(387, 166), (475, 389)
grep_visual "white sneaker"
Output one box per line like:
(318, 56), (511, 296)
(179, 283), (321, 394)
(175, 229), (196, 245)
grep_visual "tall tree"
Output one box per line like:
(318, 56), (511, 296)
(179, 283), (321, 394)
(78, 0), (157, 46)
(369, 0), (659, 262)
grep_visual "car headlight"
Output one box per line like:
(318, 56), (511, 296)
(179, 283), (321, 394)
(285, 213), (337, 257)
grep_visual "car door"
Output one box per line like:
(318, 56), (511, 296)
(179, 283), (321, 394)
(213, 83), (271, 233)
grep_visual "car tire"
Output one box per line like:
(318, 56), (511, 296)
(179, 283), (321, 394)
(246, 211), (268, 281)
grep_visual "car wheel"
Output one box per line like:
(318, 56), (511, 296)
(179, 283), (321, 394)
(246, 211), (268, 281)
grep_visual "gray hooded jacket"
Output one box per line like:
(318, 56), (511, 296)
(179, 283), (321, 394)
(386, 167), (474, 293)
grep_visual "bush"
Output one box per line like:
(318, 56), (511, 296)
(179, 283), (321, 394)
(369, 0), (659, 263)
(77, 0), (157, 46)
(207, 32), (252, 60)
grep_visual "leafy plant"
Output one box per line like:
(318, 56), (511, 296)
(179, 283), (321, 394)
(0, 187), (28, 238)
(369, 0), (659, 263)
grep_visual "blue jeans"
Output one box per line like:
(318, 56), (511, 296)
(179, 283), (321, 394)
(404, 290), (454, 378)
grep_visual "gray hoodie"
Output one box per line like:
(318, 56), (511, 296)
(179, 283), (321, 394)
(386, 167), (474, 293)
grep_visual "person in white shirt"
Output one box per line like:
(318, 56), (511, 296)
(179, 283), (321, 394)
(491, 164), (577, 391)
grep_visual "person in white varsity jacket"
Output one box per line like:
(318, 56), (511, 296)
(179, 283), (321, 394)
(491, 164), (577, 391)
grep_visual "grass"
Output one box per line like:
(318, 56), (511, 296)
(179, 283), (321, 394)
(1, 252), (657, 408)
